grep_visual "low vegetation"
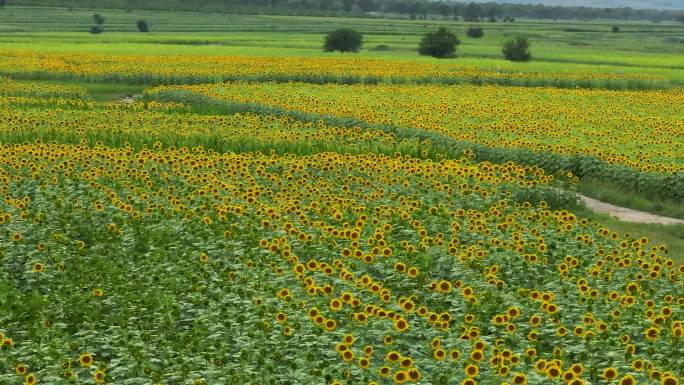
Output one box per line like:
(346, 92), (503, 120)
(418, 27), (460, 58)
(503, 36), (532, 62)
(324, 28), (363, 53)
(136, 19), (148, 32)
(466, 27), (484, 38)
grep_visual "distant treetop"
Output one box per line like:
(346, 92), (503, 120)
(6, 0), (684, 22)
(324, 28), (363, 53)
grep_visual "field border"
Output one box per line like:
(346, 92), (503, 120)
(0, 68), (673, 91)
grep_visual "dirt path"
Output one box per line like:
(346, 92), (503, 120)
(118, 95), (137, 104)
(579, 194), (684, 225)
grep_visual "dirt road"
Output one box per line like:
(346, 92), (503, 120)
(580, 195), (684, 225)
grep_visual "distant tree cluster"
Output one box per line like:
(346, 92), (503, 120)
(89, 13), (104, 34)
(137, 19), (149, 32)
(326, 27), (530, 62)
(324, 28), (363, 52)
(88, 13), (151, 34)
(8, 0), (684, 22)
(502, 36), (531, 62)
(466, 27), (483, 38)
(418, 27), (460, 58)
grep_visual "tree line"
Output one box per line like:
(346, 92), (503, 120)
(6, 0), (684, 22)
(325, 27), (532, 62)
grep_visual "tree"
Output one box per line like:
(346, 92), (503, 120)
(357, 0), (376, 12)
(415, 2), (427, 19)
(435, 3), (452, 18)
(418, 27), (460, 58)
(93, 13), (105, 25)
(342, 0), (354, 13)
(487, 4), (498, 22)
(612, 25), (620, 33)
(463, 2), (483, 22)
(466, 27), (484, 38)
(324, 29), (363, 53)
(0, 0), (5, 9)
(503, 36), (531, 62)
(137, 19), (149, 32)
(89, 25), (103, 34)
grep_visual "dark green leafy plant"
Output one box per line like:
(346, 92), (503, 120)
(466, 27), (484, 38)
(503, 36), (531, 62)
(418, 27), (460, 58)
(323, 28), (363, 53)
(137, 19), (149, 32)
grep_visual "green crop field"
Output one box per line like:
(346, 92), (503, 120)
(0, 4), (682, 385)
(1, 6), (684, 76)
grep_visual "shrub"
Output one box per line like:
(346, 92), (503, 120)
(418, 27), (460, 58)
(372, 44), (391, 51)
(93, 14), (105, 25)
(323, 29), (363, 53)
(89, 25), (103, 34)
(612, 25), (620, 33)
(466, 27), (484, 38)
(137, 19), (149, 33)
(503, 36), (531, 62)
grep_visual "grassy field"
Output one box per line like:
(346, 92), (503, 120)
(0, 6), (684, 80)
(0, 5), (683, 385)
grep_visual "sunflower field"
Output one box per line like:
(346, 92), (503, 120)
(0, 50), (668, 90)
(146, 82), (684, 201)
(0, 73), (682, 385)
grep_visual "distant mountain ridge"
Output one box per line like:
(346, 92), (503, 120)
(466, 0), (684, 11)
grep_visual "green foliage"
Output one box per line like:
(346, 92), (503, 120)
(372, 44), (391, 51)
(612, 25), (620, 33)
(93, 13), (104, 25)
(137, 19), (149, 32)
(466, 27), (484, 38)
(89, 24), (103, 34)
(503, 36), (531, 62)
(418, 27), (460, 58)
(323, 28), (363, 53)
